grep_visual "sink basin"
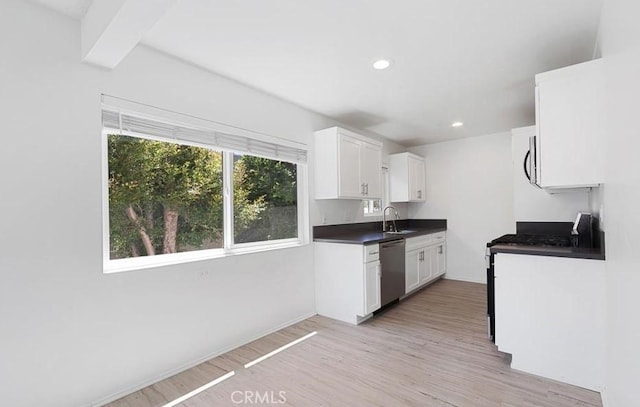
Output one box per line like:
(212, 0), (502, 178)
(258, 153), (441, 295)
(384, 230), (415, 235)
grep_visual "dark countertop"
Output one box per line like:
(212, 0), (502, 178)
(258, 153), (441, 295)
(313, 219), (447, 245)
(490, 244), (605, 260)
(314, 227), (447, 245)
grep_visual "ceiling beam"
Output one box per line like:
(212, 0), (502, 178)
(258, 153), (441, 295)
(81, 0), (177, 69)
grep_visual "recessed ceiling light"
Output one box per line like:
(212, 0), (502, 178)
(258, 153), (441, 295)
(451, 121), (464, 128)
(373, 59), (392, 70)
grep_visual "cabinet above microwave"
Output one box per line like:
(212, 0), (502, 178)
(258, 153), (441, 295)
(533, 59), (605, 189)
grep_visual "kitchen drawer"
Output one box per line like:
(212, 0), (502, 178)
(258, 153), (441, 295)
(406, 232), (446, 251)
(406, 235), (431, 251)
(431, 232), (446, 244)
(364, 244), (380, 262)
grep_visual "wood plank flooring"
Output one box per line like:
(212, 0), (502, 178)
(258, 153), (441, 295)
(106, 279), (602, 407)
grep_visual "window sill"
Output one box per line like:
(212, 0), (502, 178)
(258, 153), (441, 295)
(104, 239), (307, 274)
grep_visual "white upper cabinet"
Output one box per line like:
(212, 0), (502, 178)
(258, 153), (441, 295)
(535, 59), (605, 188)
(314, 127), (383, 199)
(337, 134), (362, 197)
(408, 155), (426, 201)
(360, 141), (382, 198)
(389, 152), (426, 202)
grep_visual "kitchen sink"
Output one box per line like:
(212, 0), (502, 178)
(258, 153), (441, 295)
(384, 230), (415, 235)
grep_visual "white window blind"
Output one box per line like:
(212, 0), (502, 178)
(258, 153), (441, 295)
(101, 95), (308, 164)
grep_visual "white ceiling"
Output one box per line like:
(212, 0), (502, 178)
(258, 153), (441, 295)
(31, 0), (92, 19)
(32, 0), (603, 146)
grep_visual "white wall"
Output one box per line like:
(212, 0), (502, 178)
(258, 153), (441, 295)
(0, 2), (360, 406)
(599, 0), (640, 405)
(408, 132), (515, 283)
(511, 126), (591, 222)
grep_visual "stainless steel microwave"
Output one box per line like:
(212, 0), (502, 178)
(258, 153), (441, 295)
(524, 135), (539, 186)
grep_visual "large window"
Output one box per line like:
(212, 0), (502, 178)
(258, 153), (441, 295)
(233, 154), (298, 244)
(107, 135), (224, 259)
(102, 98), (307, 272)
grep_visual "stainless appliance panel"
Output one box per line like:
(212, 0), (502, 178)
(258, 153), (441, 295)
(380, 239), (406, 307)
(525, 135), (540, 186)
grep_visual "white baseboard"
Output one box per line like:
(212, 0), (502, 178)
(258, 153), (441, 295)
(600, 387), (609, 407)
(90, 311), (317, 407)
(443, 274), (486, 284)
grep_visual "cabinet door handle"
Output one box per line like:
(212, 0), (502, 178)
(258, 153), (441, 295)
(418, 190), (422, 199)
(365, 183), (369, 195)
(361, 183), (365, 195)
(438, 246), (443, 254)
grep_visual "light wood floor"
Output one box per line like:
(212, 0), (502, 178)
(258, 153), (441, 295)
(106, 279), (602, 407)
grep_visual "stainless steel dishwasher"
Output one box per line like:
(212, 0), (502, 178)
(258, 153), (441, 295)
(380, 239), (406, 307)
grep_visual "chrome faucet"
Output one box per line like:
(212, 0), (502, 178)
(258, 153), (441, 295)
(382, 206), (400, 232)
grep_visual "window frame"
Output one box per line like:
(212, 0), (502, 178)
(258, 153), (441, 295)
(363, 199), (382, 217)
(102, 129), (309, 273)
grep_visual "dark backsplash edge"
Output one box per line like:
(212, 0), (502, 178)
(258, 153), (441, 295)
(516, 221), (574, 235)
(516, 220), (605, 256)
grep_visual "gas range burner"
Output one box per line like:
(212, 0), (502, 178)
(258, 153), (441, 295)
(488, 234), (572, 248)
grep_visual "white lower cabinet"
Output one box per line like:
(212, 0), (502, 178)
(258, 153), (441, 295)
(419, 247), (433, 284)
(494, 253), (605, 391)
(315, 242), (381, 324)
(364, 260), (382, 315)
(315, 233), (446, 324)
(405, 248), (421, 292)
(435, 243), (446, 278)
(405, 232), (446, 294)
